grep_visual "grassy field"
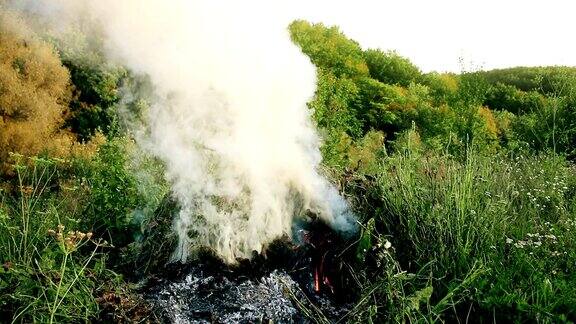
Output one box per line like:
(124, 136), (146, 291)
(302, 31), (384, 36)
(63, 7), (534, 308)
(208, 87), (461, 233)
(344, 148), (576, 322)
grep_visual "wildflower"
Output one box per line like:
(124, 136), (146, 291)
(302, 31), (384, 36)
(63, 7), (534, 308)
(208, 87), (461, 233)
(506, 238), (513, 244)
(21, 186), (34, 196)
(384, 241), (392, 249)
(64, 238), (74, 250)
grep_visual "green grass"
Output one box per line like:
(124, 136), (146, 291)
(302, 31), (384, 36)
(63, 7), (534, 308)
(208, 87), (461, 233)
(0, 155), (120, 323)
(346, 147), (576, 322)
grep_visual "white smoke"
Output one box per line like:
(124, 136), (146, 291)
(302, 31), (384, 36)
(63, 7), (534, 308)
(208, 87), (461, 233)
(13, 0), (356, 263)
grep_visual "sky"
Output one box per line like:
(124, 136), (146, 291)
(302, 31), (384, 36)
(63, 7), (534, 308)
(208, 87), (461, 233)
(277, 0), (576, 73)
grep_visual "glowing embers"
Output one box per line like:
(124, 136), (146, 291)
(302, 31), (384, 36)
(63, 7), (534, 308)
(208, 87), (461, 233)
(296, 218), (344, 296)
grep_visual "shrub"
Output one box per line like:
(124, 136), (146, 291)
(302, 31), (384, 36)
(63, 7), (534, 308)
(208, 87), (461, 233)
(0, 13), (75, 173)
(64, 61), (125, 141)
(73, 138), (141, 248)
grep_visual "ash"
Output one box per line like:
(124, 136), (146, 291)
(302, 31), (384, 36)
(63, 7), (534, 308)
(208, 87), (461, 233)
(148, 267), (308, 323)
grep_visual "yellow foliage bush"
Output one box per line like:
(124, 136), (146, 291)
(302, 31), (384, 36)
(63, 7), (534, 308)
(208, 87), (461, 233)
(348, 130), (385, 173)
(474, 106), (500, 152)
(438, 73), (459, 93)
(477, 106), (499, 139)
(0, 13), (93, 173)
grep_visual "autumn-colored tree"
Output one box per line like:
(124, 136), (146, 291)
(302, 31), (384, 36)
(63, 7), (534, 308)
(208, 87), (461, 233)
(0, 13), (75, 171)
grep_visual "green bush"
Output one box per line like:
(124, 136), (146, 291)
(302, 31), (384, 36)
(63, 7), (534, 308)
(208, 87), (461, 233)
(64, 61), (126, 141)
(72, 138), (141, 248)
(511, 96), (576, 157)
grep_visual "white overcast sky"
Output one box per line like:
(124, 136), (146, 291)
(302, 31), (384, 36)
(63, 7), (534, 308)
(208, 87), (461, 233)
(275, 0), (576, 73)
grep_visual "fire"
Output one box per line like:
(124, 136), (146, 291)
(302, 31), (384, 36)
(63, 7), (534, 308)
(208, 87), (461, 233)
(313, 252), (335, 294)
(314, 267), (320, 292)
(299, 225), (337, 295)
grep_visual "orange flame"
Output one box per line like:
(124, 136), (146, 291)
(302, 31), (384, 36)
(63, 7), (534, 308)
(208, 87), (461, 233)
(314, 267), (320, 292)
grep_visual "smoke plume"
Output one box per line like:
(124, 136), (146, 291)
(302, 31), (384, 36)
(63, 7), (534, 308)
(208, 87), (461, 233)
(13, 0), (356, 263)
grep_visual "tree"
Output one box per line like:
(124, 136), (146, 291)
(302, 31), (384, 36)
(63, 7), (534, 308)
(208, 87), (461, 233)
(289, 20), (369, 78)
(364, 49), (421, 86)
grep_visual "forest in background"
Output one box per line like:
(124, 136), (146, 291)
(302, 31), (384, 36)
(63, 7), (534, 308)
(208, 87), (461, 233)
(0, 12), (575, 323)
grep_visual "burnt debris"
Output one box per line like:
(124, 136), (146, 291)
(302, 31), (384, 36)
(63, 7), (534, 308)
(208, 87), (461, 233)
(140, 218), (358, 323)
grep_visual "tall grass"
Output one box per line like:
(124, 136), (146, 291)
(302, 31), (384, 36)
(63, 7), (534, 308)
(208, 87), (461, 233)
(0, 154), (111, 323)
(349, 148), (576, 322)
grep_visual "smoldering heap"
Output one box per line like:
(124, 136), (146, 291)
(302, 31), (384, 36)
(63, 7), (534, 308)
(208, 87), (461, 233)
(12, 0), (356, 263)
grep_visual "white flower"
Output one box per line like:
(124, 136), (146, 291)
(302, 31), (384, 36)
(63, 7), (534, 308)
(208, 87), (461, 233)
(506, 238), (513, 244)
(384, 241), (392, 249)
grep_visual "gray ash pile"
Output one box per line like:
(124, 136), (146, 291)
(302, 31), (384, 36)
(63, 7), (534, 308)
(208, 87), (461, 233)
(142, 223), (355, 323)
(149, 268), (303, 323)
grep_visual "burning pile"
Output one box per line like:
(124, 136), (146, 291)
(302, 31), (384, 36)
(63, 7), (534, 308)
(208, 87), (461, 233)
(141, 208), (357, 323)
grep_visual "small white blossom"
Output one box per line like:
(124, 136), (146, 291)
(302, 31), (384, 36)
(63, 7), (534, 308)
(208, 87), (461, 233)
(384, 241), (392, 249)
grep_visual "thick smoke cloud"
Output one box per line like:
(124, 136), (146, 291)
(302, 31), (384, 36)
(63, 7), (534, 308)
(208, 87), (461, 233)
(13, 0), (356, 263)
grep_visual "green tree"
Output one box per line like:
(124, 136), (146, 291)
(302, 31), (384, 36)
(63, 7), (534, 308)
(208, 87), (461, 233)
(364, 49), (422, 86)
(289, 20), (369, 78)
(64, 61), (125, 141)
